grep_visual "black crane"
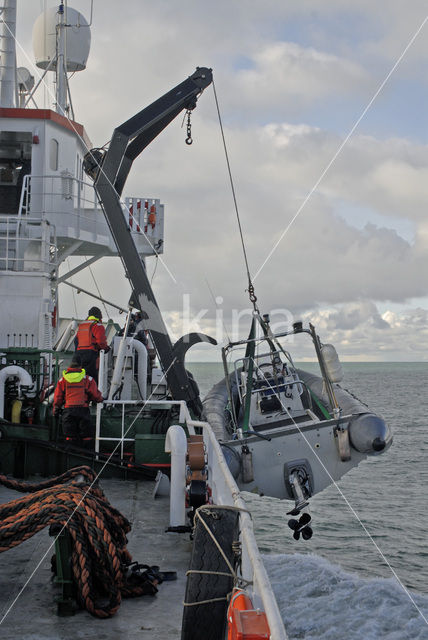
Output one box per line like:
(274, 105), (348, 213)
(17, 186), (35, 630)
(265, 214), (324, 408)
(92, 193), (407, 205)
(83, 68), (215, 417)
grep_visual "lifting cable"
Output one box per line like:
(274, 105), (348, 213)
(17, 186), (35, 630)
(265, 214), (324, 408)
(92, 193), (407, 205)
(86, 256), (109, 319)
(67, 258), (78, 318)
(212, 80), (259, 314)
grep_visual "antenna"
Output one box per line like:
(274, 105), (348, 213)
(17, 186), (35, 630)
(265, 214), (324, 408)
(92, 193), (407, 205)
(32, 3), (91, 116)
(56, 2), (67, 115)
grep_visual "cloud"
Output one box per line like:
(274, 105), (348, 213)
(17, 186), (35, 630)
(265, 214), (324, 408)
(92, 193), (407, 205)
(299, 302), (428, 361)
(260, 126), (428, 221)
(15, 1), (428, 361)
(231, 42), (371, 113)
(309, 301), (389, 332)
(59, 118), (428, 329)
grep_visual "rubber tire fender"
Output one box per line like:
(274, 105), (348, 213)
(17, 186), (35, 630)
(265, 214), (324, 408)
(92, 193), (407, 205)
(181, 507), (239, 640)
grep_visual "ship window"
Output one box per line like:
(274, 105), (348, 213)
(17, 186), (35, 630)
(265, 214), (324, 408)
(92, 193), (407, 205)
(50, 139), (58, 171)
(0, 131), (32, 214)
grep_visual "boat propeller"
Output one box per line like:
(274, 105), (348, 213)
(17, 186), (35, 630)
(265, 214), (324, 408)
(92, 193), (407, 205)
(285, 466), (314, 540)
(287, 512), (313, 541)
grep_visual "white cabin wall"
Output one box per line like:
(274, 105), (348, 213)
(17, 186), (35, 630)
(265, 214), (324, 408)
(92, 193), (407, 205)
(0, 272), (54, 349)
(31, 124), (44, 175)
(1, 109), (165, 350)
(44, 122), (78, 175)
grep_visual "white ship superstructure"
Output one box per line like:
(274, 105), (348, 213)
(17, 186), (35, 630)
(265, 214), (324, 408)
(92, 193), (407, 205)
(0, 0), (164, 350)
(0, 5), (395, 638)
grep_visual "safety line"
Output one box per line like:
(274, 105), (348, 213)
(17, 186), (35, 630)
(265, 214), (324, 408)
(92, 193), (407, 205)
(253, 13), (428, 281)
(86, 256), (109, 319)
(67, 257), (78, 318)
(247, 355), (428, 626)
(205, 277), (232, 344)
(212, 80), (251, 285)
(0, 358), (177, 625)
(212, 80), (259, 312)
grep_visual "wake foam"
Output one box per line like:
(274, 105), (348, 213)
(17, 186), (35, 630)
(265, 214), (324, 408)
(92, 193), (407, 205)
(263, 554), (428, 640)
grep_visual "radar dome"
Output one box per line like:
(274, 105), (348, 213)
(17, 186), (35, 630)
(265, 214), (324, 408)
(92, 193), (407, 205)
(32, 6), (91, 72)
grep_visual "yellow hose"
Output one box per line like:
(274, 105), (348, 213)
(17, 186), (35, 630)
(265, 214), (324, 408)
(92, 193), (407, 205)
(11, 399), (22, 423)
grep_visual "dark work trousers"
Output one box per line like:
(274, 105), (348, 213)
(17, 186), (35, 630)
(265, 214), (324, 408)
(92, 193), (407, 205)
(77, 349), (99, 382)
(62, 407), (93, 446)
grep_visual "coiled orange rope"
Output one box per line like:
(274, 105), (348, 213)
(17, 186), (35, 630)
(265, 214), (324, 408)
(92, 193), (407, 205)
(0, 466), (157, 618)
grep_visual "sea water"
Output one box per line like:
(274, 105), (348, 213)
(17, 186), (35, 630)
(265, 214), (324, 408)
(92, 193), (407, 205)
(187, 362), (428, 639)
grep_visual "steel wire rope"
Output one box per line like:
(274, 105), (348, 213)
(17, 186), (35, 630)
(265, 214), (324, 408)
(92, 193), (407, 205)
(205, 277), (231, 345)
(86, 256), (109, 319)
(212, 80), (259, 313)
(67, 257), (78, 317)
(150, 254), (158, 285)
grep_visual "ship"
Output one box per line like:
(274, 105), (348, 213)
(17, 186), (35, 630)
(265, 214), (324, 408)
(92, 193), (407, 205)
(0, 2), (392, 638)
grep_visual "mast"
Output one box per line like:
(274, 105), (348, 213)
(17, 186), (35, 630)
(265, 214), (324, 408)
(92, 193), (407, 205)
(0, 3), (96, 352)
(55, 3), (67, 115)
(0, 0), (17, 108)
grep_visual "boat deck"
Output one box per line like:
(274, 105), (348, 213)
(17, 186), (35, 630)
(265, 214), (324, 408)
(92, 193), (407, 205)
(0, 478), (192, 639)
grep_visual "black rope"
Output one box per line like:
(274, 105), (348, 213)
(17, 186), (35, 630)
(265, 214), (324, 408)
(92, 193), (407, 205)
(212, 80), (259, 313)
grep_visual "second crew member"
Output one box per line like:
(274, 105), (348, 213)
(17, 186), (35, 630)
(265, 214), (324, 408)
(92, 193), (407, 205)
(75, 306), (110, 382)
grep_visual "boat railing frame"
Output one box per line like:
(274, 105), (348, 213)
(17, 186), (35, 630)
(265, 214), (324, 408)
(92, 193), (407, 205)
(232, 353), (313, 417)
(223, 322), (340, 428)
(18, 173), (99, 219)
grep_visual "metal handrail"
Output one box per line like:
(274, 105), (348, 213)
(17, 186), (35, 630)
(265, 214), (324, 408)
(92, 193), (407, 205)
(17, 173), (100, 219)
(17, 175), (163, 240)
(95, 351), (195, 457)
(0, 216), (56, 272)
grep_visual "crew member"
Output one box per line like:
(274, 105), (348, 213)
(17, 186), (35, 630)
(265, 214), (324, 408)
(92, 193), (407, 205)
(118, 311), (148, 346)
(133, 311), (149, 346)
(53, 353), (103, 446)
(75, 306), (110, 381)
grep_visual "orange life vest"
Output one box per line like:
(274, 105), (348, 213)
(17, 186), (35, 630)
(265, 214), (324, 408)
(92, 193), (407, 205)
(63, 369), (88, 408)
(76, 320), (97, 351)
(148, 204), (156, 228)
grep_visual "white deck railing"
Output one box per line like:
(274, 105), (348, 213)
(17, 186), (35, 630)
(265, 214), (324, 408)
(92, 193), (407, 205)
(15, 175), (164, 253)
(94, 397), (193, 458)
(95, 351), (196, 456)
(199, 420), (288, 640)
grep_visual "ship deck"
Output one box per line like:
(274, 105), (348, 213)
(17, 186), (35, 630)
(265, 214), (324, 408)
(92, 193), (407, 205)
(0, 478), (192, 639)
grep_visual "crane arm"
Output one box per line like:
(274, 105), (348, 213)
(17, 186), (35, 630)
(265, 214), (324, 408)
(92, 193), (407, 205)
(84, 67), (214, 416)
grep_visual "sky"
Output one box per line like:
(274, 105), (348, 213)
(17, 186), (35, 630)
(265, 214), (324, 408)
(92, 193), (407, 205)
(13, 0), (428, 361)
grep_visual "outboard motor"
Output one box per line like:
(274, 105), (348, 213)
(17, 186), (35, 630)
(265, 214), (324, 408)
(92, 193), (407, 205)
(285, 462), (313, 541)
